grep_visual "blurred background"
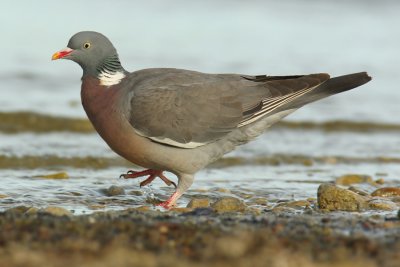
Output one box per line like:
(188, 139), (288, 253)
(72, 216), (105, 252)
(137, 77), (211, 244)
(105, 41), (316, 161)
(1, 0), (399, 122)
(0, 0), (399, 213)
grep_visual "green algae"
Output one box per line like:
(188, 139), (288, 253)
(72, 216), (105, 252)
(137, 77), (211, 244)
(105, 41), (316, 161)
(211, 155), (400, 168)
(0, 155), (131, 169)
(0, 111), (93, 133)
(277, 120), (400, 132)
(0, 154), (399, 169)
(1, 111), (400, 133)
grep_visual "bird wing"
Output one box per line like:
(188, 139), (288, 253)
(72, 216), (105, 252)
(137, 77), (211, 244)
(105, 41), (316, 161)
(127, 69), (329, 148)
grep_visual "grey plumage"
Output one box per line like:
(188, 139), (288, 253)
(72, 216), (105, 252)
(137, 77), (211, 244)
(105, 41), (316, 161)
(53, 31), (372, 208)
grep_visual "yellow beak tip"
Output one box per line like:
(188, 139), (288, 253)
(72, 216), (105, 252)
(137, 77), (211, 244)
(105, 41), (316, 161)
(51, 53), (60, 61)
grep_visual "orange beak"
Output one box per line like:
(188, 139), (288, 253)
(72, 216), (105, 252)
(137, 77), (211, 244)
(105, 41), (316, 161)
(52, 47), (74, 60)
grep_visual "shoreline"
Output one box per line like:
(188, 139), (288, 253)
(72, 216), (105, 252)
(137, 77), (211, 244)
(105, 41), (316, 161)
(1, 208), (399, 267)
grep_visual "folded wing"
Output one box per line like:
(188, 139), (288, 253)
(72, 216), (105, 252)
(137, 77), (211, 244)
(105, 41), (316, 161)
(128, 70), (330, 148)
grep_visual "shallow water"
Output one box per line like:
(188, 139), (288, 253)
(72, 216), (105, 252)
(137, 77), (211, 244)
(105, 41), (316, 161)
(1, 125), (399, 214)
(0, 1), (399, 213)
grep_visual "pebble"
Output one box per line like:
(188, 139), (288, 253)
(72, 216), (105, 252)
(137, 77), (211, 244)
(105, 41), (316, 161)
(390, 197), (400, 203)
(371, 187), (400, 198)
(170, 207), (192, 213)
(211, 197), (246, 212)
(186, 198), (210, 208)
(375, 178), (385, 184)
(40, 206), (72, 217)
(34, 171), (69, 179)
(272, 206), (297, 213)
(335, 174), (373, 185)
(69, 191), (83, 196)
(88, 204), (106, 210)
(238, 193), (253, 199)
(25, 207), (39, 215)
(0, 194), (8, 198)
(104, 185), (125, 196)
(276, 200), (310, 209)
(215, 188), (231, 194)
(246, 207), (262, 215)
(129, 190), (144, 196)
(368, 199), (398, 211)
(317, 183), (369, 211)
(5, 206), (30, 214)
(348, 186), (369, 196)
(249, 197), (268, 206)
(135, 206), (151, 212)
(302, 159), (313, 166)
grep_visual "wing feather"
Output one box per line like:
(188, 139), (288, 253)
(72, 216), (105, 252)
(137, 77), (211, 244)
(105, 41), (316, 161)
(127, 69), (329, 148)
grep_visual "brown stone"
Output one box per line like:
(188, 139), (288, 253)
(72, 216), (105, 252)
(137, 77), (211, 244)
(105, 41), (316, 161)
(104, 185), (125, 196)
(211, 197), (246, 212)
(135, 206), (151, 212)
(25, 207), (39, 215)
(335, 174), (373, 185)
(250, 197), (268, 205)
(186, 198), (210, 208)
(348, 186), (369, 196)
(276, 200), (310, 209)
(318, 183), (369, 211)
(371, 187), (400, 198)
(41, 206), (72, 216)
(170, 207), (192, 213)
(368, 199), (398, 211)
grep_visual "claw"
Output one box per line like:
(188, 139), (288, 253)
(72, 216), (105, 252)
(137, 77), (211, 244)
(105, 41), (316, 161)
(170, 181), (177, 189)
(119, 169), (176, 188)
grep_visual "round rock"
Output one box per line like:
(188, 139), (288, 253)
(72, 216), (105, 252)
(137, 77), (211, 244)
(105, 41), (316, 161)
(368, 199), (398, 211)
(371, 187), (400, 198)
(41, 206), (72, 217)
(187, 198), (210, 208)
(211, 197), (246, 212)
(104, 185), (125, 196)
(318, 183), (370, 211)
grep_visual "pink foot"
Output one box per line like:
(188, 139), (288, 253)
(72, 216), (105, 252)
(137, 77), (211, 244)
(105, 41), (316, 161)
(156, 192), (178, 209)
(120, 169), (177, 188)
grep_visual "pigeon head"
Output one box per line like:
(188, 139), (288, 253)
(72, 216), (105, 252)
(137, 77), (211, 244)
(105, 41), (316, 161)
(52, 31), (125, 79)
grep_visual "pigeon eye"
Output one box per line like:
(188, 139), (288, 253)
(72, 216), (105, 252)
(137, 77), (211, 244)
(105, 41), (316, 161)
(83, 42), (91, 49)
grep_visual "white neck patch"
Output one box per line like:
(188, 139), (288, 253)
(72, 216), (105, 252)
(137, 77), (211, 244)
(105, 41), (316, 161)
(98, 70), (126, 86)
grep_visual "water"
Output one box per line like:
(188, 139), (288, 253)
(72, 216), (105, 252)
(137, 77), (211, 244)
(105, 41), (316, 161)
(0, 0), (399, 213)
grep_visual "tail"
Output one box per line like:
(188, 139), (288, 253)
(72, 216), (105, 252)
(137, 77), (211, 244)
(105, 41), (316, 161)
(282, 72), (372, 110)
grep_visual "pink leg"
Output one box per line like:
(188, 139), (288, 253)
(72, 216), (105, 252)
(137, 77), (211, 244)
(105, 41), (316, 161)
(156, 174), (194, 209)
(157, 192), (179, 209)
(139, 174), (157, 187)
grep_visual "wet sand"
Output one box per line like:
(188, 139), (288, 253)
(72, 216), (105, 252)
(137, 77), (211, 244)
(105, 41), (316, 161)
(1, 207), (399, 267)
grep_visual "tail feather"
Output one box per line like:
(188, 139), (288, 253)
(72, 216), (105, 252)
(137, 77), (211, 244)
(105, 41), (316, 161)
(280, 72), (372, 110)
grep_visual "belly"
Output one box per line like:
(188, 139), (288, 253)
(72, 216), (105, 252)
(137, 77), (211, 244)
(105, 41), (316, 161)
(86, 109), (154, 168)
(81, 80), (206, 174)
